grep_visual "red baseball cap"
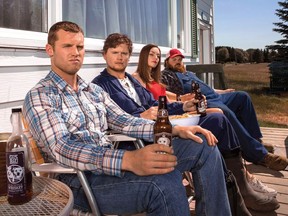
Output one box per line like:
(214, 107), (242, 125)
(166, 49), (184, 59)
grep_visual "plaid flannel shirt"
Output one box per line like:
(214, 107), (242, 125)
(23, 71), (154, 177)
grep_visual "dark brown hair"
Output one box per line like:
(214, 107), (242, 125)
(136, 44), (162, 84)
(48, 21), (84, 47)
(103, 33), (133, 54)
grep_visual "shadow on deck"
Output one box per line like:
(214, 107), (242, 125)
(189, 127), (288, 216)
(134, 127), (288, 216)
(245, 127), (288, 216)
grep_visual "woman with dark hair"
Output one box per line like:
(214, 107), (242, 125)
(133, 44), (223, 111)
(132, 44), (167, 101)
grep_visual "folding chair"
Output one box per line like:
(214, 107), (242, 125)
(106, 131), (145, 149)
(22, 117), (100, 216)
(27, 129), (144, 216)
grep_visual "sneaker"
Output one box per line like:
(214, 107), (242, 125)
(248, 176), (277, 197)
(259, 153), (288, 171)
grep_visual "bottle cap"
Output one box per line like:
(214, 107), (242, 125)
(12, 108), (22, 113)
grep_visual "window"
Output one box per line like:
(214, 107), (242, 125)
(62, 0), (169, 47)
(0, 0), (197, 56)
(0, 0), (48, 32)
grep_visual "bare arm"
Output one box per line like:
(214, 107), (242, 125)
(214, 88), (235, 94)
(166, 91), (194, 103)
(132, 72), (146, 88)
(166, 91), (177, 102)
(140, 106), (158, 120)
(206, 108), (223, 114)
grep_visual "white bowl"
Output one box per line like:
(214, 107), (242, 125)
(170, 114), (200, 126)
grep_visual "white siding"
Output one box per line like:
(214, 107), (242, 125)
(0, 46), (148, 132)
(0, 0), (215, 132)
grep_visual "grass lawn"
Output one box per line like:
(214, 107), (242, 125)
(223, 63), (288, 128)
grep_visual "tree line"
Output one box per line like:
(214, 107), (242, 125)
(215, 47), (277, 64)
(216, 0), (288, 65)
(216, 1), (288, 91)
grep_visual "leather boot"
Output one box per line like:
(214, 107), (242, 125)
(226, 170), (251, 216)
(224, 152), (280, 212)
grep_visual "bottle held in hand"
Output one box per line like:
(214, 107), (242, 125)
(6, 108), (33, 205)
(194, 83), (207, 117)
(154, 96), (173, 152)
(191, 80), (196, 94)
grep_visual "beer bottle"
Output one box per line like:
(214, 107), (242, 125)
(6, 108), (33, 205)
(191, 80), (196, 94)
(194, 83), (207, 117)
(153, 96), (173, 149)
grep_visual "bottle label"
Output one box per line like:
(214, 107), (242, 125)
(198, 101), (206, 113)
(154, 132), (172, 147)
(6, 151), (26, 195)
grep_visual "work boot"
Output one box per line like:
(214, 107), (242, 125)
(224, 152), (280, 212)
(259, 153), (288, 171)
(257, 139), (275, 153)
(263, 143), (275, 153)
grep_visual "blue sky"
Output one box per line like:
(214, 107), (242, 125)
(214, 0), (282, 50)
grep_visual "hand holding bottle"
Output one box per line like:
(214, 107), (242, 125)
(121, 144), (177, 176)
(153, 96), (172, 148)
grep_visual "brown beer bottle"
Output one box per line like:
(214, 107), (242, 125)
(191, 80), (196, 94)
(153, 96), (173, 149)
(194, 83), (207, 117)
(6, 108), (33, 205)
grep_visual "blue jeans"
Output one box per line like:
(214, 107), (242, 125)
(58, 135), (231, 216)
(199, 113), (240, 154)
(208, 91), (268, 163)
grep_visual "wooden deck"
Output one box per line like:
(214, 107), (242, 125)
(133, 127), (288, 216)
(246, 127), (288, 216)
(189, 127), (288, 216)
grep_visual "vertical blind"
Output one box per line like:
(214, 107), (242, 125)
(62, 0), (170, 47)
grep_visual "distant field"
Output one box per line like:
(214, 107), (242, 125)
(223, 63), (288, 128)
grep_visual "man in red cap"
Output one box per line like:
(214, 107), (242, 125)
(165, 48), (185, 59)
(161, 48), (288, 173)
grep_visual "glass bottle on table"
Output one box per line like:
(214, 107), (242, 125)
(6, 108), (33, 205)
(153, 96), (173, 151)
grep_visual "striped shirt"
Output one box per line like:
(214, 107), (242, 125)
(23, 71), (154, 177)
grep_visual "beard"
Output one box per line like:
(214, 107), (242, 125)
(107, 63), (127, 73)
(166, 61), (186, 73)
